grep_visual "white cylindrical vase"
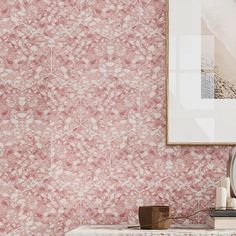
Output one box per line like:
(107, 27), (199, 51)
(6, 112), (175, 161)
(216, 187), (227, 210)
(220, 177), (231, 199)
(227, 198), (236, 210)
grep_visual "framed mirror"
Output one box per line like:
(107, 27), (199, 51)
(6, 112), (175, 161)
(229, 147), (236, 197)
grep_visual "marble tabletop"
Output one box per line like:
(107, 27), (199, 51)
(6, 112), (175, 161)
(65, 225), (236, 236)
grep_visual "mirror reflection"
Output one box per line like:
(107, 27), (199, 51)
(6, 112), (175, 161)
(230, 148), (236, 197)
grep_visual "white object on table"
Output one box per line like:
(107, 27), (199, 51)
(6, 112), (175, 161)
(227, 198), (236, 210)
(65, 225), (236, 236)
(220, 177), (231, 199)
(216, 187), (227, 210)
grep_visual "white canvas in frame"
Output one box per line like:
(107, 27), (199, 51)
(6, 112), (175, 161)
(167, 0), (236, 145)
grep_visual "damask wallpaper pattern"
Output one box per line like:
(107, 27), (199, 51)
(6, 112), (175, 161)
(0, 0), (230, 235)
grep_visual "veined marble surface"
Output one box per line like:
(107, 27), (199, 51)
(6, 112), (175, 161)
(65, 225), (236, 236)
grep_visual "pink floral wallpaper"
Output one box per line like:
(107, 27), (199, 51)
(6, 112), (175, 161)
(0, 0), (231, 235)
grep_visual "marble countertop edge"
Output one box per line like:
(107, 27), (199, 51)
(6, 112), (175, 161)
(65, 224), (236, 235)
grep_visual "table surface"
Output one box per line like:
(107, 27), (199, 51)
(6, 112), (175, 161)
(65, 225), (236, 236)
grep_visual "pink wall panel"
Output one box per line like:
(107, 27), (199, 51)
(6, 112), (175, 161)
(0, 0), (231, 235)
